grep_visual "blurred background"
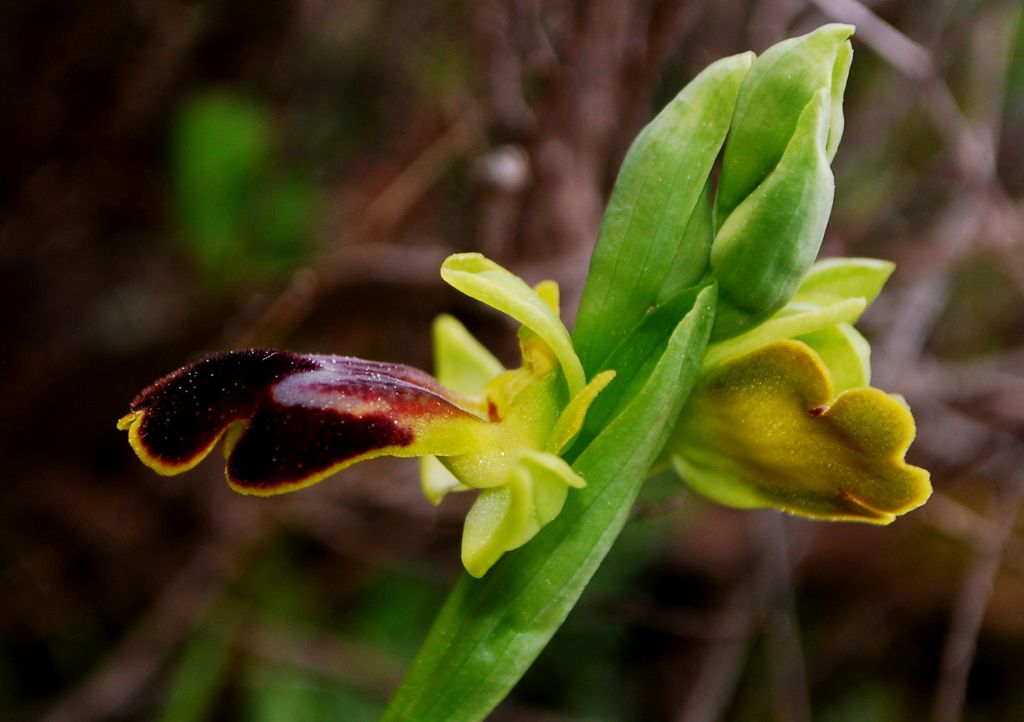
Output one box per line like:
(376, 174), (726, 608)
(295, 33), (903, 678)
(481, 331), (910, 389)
(3, 1), (1024, 720)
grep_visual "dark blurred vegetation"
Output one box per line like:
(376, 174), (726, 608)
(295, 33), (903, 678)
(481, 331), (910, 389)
(2, 1), (1024, 720)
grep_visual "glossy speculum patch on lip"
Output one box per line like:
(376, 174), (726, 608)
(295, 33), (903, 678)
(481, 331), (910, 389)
(118, 349), (484, 494)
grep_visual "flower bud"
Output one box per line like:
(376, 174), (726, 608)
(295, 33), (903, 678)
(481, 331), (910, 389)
(711, 24), (854, 339)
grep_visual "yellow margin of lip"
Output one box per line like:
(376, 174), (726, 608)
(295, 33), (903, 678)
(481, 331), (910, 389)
(117, 409), (225, 477)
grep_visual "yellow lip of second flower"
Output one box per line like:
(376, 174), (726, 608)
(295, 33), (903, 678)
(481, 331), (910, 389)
(671, 339), (930, 523)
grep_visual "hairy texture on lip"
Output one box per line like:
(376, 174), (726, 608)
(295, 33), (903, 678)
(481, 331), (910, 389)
(119, 349), (484, 492)
(672, 340), (930, 522)
(225, 405), (413, 491)
(124, 350), (319, 468)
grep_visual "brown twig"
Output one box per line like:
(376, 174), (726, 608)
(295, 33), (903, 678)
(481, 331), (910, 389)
(673, 581), (757, 722)
(213, 604), (405, 696)
(808, 0), (933, 79)
(753, 514), (813, 722)
(931, 450), (1024, 722)
(39, 503), (268, 722)
(226, 110), (483, 348)
(925, 492), (1024, 576)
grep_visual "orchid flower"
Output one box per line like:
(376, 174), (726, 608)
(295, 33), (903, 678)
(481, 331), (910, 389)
(120, 25), (935, 720)
(668, 257), (931, 522)
(119, 253), (612, 577)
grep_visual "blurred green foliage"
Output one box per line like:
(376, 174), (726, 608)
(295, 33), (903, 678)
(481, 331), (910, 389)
(154, 540), (449, 721)
(243, 664), (380, 722)
(817, 681), (905, 722)
(159, 626), (236, 722)
(171, 92), (316, 287)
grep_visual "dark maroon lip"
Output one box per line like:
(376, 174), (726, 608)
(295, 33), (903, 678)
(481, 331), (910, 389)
(125, 349), (479, 490)
(129, 350), (318, 465)
(225, 405), (414, 489)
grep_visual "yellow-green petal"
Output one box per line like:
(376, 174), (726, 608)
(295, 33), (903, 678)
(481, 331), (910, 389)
(432, 314), (505, 397)
(460, 449), (584, 578)
(794, 257), (895, 307)
(533, 279), (560, 315)
(798, 322), (871, 393)
(420, 455), (470, 506)
(702, 296), (865, 370)
(441, 253), (586, 397)
(519, 449), (585, 530)
(548, 370), (616, 454)
(672, 340), (931, 523)
(461, 467), (534, 578)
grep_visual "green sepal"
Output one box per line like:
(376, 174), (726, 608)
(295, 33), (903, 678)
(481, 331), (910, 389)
(421, 314), (504, 505)
(421, 455), (470, 506)
(703, 296), (865, 370)
(827, 40), (853, 161)
(432, 314), (505, 396)
(573, 52), (752, 374)
(381, 285), (716, 722)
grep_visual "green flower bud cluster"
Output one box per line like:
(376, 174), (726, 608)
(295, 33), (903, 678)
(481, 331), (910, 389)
(572, 23), (927, 525)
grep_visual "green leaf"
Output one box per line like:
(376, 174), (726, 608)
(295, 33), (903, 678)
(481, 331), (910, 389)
(656, 180), (715, 305)
(159, 623), (237, 722)
(572, 53), (752, 374)
(574, 284), (709, 447)
(380, 285), (716, 722)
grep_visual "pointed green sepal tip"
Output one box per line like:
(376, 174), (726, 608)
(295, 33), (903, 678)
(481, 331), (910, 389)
(671, 339), (931, 523)
(432, 314), (505, 397)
